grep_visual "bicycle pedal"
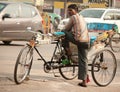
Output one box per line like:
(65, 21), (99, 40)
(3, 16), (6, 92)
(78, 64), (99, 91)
(38, 58), (42, 60)
(54, 75), (60, 77)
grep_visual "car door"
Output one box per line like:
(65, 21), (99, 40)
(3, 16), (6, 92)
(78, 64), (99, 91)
(0, 3), (22, 40)
(103, 10), (120, 31)
(112, 11), (120, 33)
(19, 4), (33, 40)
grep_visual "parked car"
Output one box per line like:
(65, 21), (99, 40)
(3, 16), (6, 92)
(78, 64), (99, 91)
(57, 18), (69, 31)
(0, 1), (43, 44)
(58, 8), (120, 33)
(80, 8), (120, 32)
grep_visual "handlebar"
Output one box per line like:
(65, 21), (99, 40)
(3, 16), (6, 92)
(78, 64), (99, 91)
(27, 28), (66, 44)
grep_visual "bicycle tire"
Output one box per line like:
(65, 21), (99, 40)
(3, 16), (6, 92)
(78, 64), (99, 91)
(91, 49), (117, 86)
(59, 64), (78, 80)
(14, 45), (33, 84)
(110, 33), (120, 52)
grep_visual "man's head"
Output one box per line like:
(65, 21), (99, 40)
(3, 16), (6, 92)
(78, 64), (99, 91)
(67, 4), (78, 16)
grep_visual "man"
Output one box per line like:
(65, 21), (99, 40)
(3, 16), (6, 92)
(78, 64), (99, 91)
(62, 4), (90, 87)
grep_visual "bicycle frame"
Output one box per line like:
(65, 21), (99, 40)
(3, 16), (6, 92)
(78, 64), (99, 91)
(28, 38), (63, 67)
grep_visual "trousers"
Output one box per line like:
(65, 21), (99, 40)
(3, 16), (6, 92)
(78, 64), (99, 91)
(62, 31), (89, 80)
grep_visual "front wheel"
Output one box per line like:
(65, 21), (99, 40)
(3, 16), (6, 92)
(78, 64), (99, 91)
(14, 45), (33, 84)
(91, 49), (117, 86)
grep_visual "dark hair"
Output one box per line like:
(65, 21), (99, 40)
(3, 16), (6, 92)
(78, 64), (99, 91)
(68, 4), (78, 12)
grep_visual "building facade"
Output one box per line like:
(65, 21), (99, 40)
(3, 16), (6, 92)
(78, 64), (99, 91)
(44, 0), (106, 18)
(2, 0), (119, 18)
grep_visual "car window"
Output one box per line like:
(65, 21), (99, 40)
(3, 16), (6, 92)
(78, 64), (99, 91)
(3, 4), (20, 18)
(114, 11), (120, 20)
(21, 4), (32, 18)
(104, 11), (115, 20)
(30, 7), (38, 17)
(80, 9), (105, 18)
(104, 11), (120, 20)
(0, 3), (7, 12)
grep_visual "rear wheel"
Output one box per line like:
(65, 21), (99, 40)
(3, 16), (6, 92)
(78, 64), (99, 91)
(110, 33), (120, 52)
(91, 49), (117, 86)
(14, 45), (33, 84)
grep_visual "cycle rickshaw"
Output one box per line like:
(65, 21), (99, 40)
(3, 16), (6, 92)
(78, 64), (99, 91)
(14, 24), (117, 87)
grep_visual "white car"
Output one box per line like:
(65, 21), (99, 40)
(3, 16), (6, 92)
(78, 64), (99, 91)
(58, 8), (120, 34)
(57, 18), (69, 31)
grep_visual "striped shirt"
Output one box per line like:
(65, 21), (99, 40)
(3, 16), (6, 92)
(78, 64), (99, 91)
(64, 13), (90, 42)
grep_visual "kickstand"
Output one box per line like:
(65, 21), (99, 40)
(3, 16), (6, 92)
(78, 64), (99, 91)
(51, 66), (60, 77)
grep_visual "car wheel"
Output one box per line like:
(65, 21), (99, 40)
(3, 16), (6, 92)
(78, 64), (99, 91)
(2, 41), (12, 45)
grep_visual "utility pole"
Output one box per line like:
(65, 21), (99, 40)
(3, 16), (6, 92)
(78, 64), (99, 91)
(34, 0), (44, 12)
(64, 0), (67, 18)
(109, 0), (112, 7)
(113, 0), (116, 8)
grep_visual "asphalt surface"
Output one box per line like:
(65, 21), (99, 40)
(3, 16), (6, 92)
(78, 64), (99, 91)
(0, 41), (120, 92)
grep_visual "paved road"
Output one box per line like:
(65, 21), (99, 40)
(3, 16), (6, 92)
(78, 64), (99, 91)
(0, 41), (120, 92)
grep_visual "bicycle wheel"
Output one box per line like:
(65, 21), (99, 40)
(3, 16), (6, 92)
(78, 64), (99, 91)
(14, 45), (33, 84)
(59, 53), (78, 80)
(91, 49), (117, 86)
(59, 65), (78, 80)
(110, 33), (120, 52)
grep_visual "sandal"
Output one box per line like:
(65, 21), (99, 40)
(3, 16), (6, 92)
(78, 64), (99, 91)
(78, 83), (87, 87)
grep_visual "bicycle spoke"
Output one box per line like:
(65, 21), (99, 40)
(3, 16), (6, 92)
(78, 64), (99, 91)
(14, 45), (33, 84)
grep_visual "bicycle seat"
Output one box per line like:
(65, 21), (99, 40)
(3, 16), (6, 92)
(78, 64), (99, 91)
(53, 32), (65, 38)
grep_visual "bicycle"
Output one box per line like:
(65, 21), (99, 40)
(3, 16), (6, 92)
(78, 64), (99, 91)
(14, 31), (78, 84)
(88, 23), (120, 52)
(109, 25), (120, 52)
(14, 31), (117, 87)
(97, 24), (120, 53)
